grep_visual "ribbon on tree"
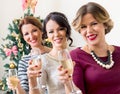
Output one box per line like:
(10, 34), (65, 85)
(4, 46), (18, 56)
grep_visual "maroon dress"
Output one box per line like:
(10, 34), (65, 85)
(70, 46), (120, 94)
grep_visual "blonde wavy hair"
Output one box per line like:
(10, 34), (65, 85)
(72, 2), (113, 34)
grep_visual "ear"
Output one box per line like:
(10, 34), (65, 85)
(104, 25), (108, 34)
(41, 31), (43, 34)
(105, 26), (107, 30)
(103, 23), (107, 29)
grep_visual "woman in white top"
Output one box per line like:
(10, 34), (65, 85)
(28, 12), (74, 94)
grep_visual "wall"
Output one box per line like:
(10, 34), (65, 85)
(0, 0), (120, 78)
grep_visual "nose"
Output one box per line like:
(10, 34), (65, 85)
(54, 30), (59, 36)
(87, 26), (93, 33)
(29, 33), (34, 39)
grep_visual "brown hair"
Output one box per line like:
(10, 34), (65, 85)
(72, 2), (113, 34)
(19, 16), (42, 37)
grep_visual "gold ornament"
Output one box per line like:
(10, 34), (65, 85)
(9, 62), (16, 69)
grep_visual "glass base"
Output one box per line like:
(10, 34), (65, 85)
(70, 90), (82, 94)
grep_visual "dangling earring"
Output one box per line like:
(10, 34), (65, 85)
(26, 44), (30, 50)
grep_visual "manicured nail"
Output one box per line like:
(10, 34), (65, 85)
(65, 70), (68, 73)
(69, 75), (71, 78)
(30, 62), (32, 65)
(60, 65), (63, 68)
(39, 71), (42, 74)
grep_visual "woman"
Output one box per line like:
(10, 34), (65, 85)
(70, 2), (120, 94)
(29, 11), (73, 94)
(7, 16), (51, 94)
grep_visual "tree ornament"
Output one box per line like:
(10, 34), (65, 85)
(9, 62), (16, 69)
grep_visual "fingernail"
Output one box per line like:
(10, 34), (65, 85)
(39, 71), (42, 74)
(69, 75), (71, 78)
(65, 70), (68, 73)
(29, 61), (32, 65)
(60, 65), (63, 68)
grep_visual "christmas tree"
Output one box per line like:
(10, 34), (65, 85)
(0, 0), (52, 93)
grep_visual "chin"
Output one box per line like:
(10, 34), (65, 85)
(88, 40), (98, 45)
(54, 44), (62, 48)
(31, 45), (39, 48)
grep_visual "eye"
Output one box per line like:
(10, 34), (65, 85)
(59, 27), (66, 31)
(80, 25), (87, 29)
(48, 30), (54, 33)
(32, 29), (38, 32)
(80, 25), (87, 32)
(23, 32), (29, 36)
(91, 22), (98, 26)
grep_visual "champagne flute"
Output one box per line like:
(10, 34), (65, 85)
(58, 49), (82, 94)
(8, 68), (18, 94)
(30, 47), (42, 89)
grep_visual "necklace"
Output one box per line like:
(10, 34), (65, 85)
(90, 50), (114, 69)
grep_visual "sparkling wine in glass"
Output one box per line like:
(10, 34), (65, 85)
(58, 49), (82, 94)
(8, 68), (18, 94)
(30, 47), (42, 89)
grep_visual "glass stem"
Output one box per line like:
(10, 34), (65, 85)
(12, 90), (16, 94)
(37, 77), (41, 88)
(69, 80), (83, 94)
(69, 80), (76, 93)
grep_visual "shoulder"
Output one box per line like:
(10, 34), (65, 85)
(19, 55), (31, 66)
(114, 45), (120, 49)
(41, 53), (56, 63)
(70, 47), (82, 60)
(113, 45), (120, 53)
(68, 46), (77, 51)
(21, 55), (31, 62)
(41, 53), (49, 66)
(70, 47), (82, 54)
(70, 47), (90, 60)
(42, 53), (58, 65)
(41, 53), (48, 61)
(22, 54), (31, 60)
(44, 46), (52, 53)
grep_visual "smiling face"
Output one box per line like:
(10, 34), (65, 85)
(79, 13), (106, 47)
(46, 19), (67, 49)
(21, 24), (43, 48)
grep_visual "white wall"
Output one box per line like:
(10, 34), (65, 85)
(0, 0), (120, 78)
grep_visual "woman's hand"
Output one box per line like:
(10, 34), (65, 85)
(27, 60), (41, 79)
(58, 65), (70, 84)
(58, 61), (76, 84)
(27, 60), (42, 89)
(58, 65), (73, 94)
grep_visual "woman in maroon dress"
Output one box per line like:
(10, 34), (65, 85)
(59, 2), (120, 94)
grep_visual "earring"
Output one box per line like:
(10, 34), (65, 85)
(26, 44), (30, 50)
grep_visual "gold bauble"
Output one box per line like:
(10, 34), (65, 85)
(9, 62), (16, 69)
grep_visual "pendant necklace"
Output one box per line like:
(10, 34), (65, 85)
(90, 49), (114, 69)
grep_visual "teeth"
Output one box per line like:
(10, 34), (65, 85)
(55, 39), (61, 42)
(88, 35), (96, 39)
(31, 40), (36, 43)
(89, 36), (94, 38)
(54, 38), (62, 43)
